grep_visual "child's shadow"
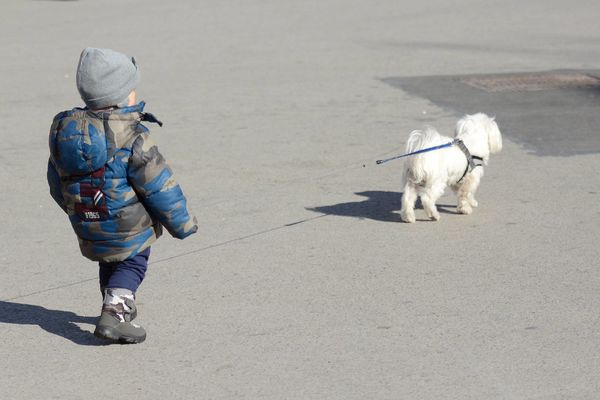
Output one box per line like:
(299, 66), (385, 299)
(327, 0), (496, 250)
(0, 301), (107, 346)
(306, 190), (457, 222)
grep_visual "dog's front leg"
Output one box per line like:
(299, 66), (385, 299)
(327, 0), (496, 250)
(456, 181), (473, 214)
(468, 192), (478, 208)
(456, 171), (482, 214)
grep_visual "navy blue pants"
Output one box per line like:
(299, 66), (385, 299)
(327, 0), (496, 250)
(99, 247), (150, 293)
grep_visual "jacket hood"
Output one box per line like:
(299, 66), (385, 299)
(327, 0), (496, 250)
(49, 102), (146, 175)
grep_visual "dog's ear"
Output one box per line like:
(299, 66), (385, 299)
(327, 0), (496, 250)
(454, 117), (471, 137)
(487, 119), (503, 153)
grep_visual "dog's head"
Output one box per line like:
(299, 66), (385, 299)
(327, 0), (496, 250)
(455, 113), (503, 162)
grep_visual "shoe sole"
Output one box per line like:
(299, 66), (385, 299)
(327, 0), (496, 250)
(94, 326), (146, 344)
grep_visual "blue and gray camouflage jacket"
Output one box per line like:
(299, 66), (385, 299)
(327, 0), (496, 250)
(47, 102), (198, 262)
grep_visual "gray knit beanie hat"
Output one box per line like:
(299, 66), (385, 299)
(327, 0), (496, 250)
(76, 47), (140, 109)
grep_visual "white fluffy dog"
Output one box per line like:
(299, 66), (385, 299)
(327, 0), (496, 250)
(400, 113), (502, 223)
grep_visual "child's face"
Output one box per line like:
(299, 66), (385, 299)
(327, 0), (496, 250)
(127, 90), (137, 106)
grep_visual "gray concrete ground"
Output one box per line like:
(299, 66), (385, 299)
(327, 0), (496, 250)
(1, 0), (599, 399)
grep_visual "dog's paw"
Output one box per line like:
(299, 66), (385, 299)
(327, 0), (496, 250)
(424, 208), (440, 221)
(469, 198), (478, 207)
(457, 204), (473, 215)
(400, 211), (416, 223)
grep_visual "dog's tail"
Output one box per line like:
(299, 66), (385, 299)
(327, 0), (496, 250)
(402, 127), (445, 185)
(405, 127), (442, 153)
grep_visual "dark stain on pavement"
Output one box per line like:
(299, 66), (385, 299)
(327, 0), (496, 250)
(382, 69), (600, 156)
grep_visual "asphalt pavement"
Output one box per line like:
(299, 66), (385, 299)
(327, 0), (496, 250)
(1, 1), (599, 399)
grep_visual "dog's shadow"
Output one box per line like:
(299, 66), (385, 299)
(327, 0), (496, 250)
(306, 190), (457, 222)
(0, 301), (108, 346)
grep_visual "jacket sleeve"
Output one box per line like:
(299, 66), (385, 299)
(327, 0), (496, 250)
(47, 158), (67, 213)
(128, 133), (198, 239)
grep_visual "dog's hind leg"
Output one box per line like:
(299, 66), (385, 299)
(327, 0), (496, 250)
(400, 183), (418, 223)
(420, 180), (445, 221)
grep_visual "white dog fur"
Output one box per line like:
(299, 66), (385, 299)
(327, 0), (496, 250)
(400, 113), (502, 223)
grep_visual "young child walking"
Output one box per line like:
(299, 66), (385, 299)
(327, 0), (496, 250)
(47, 48), (198, 344)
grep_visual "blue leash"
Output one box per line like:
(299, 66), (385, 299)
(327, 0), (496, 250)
(376, 139), (458, 165)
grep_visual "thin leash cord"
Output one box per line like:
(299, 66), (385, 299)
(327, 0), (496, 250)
(3, 215), (330, 302)
(5, 143), (459, 301)
(376, 139), (457, 165)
